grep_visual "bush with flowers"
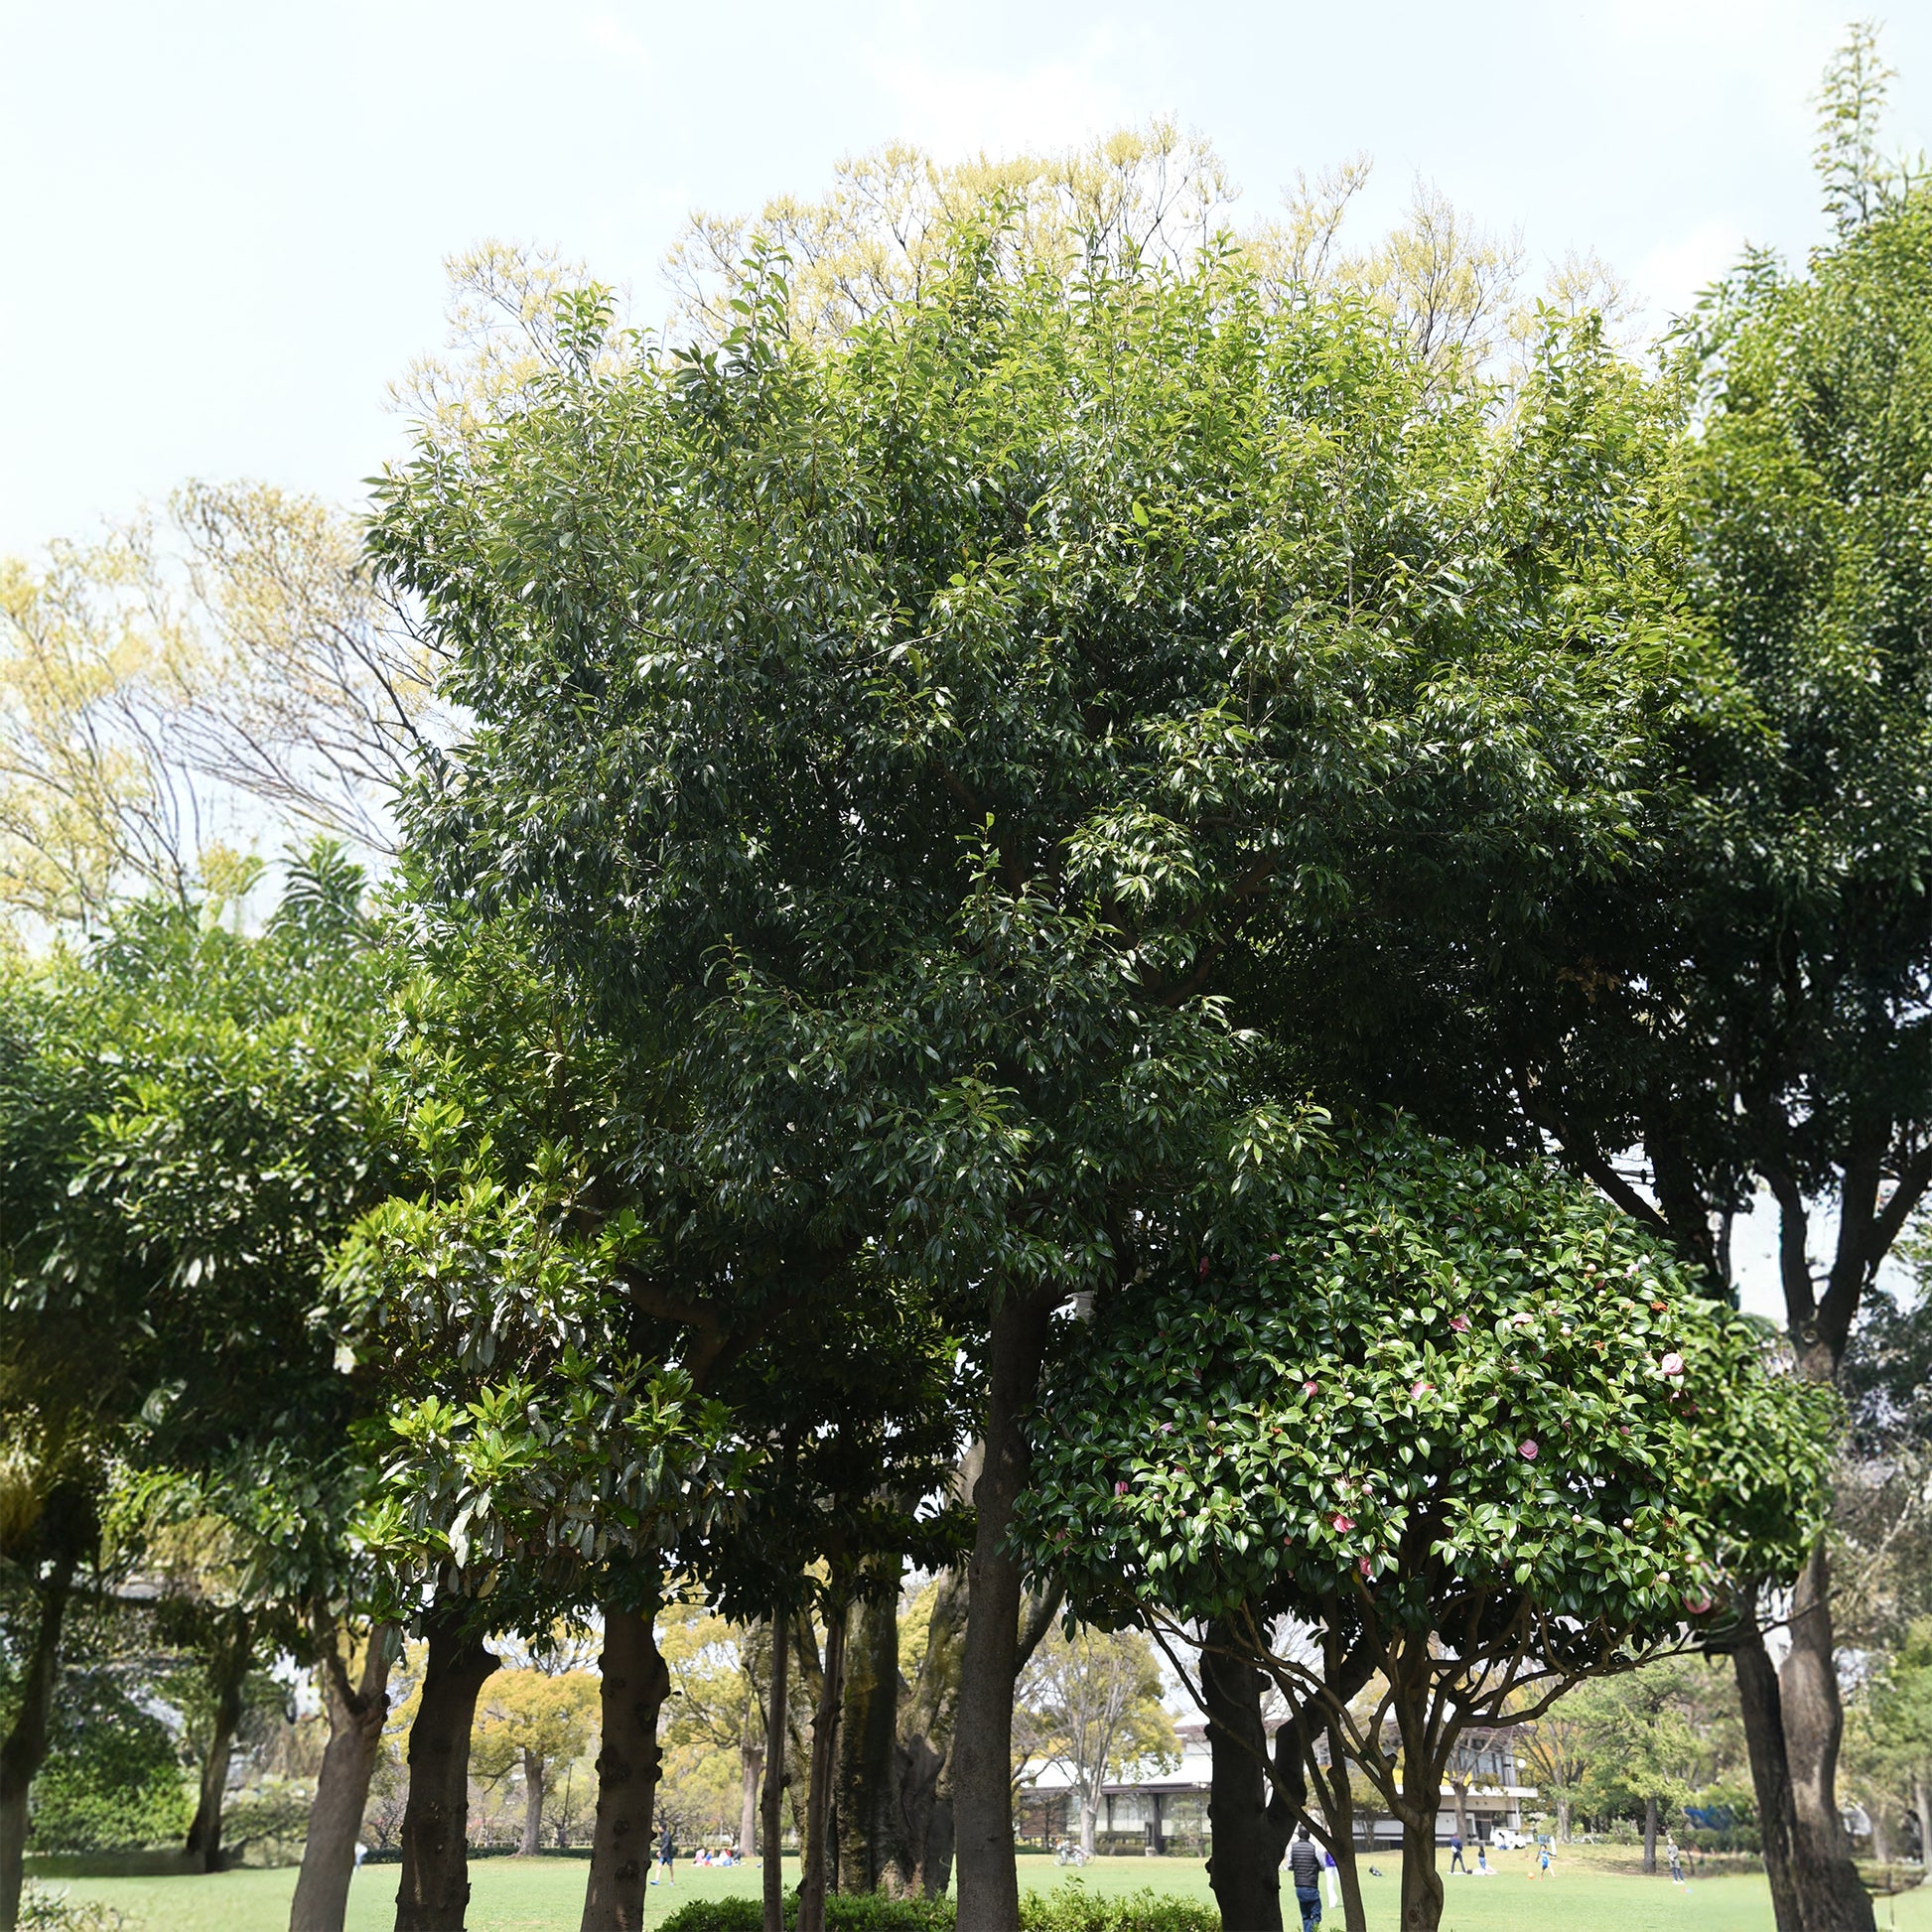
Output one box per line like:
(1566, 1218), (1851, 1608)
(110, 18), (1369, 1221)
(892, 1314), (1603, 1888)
(1019, 1119), (1835, 1932)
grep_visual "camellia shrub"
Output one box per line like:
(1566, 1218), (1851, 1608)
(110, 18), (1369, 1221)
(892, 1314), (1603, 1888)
(1020, 1121), (1836, 1932)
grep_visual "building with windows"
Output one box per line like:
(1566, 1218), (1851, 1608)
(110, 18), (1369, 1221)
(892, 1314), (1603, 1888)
(1016, 1722), (1537, 1854)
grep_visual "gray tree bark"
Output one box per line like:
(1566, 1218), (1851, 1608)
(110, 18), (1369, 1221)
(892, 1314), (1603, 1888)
(288, 1616), (397, 1932)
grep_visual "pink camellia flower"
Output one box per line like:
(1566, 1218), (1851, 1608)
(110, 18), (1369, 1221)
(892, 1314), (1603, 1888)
(1411, 1380), (1434, 1397)
(1519, 1439), (1539, 1459)
(1511, 1311), (1536, 1328)
(1115, 1481), (1131, 1496)
(1161, 1422), (1174, 1435)
(1684, 1592), (1714, 1615)
(1331, 1513), (1356, 1532)
(1268, 1252), (1282, 1262)
(1660, 1351), (1685, 1377)
(1303, 1380), (1318, 1397)
(1358, 1556), (1373, 1577)
(1449, 1313), (1471, 1333)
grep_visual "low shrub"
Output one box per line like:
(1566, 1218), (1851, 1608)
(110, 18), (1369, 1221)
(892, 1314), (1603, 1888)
(25, 1674), (192, 1854)
(1022, 1883), (1218, 1932)
(658, 1884), (1214, 1932)
(17, 1884), (133, 1931)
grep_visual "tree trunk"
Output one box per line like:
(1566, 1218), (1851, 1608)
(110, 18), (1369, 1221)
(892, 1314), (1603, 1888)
(1397, 1796), (1444, 1932)
(895, 1564), (966, 1898)
(519, 1748), (544, 1858)
(953, 1289), (1051, 1932)
(762, 1603), (790, 1932)
(289, 1616), (398, 1932)
(1916, 1775), (1931, 1874)
(1325, 1723), (1367, 1932)
(1556, 1795), (1570, 1845)
(1078, 1794), (1096, 1861)
(742, 1738), (762, 1858)
(799, 1604), (848, 1932)
(186, 1609), (253, 1873)
(1643, 1795), (1658, 1874)
(1782, 1544), (1876, 1932)
(580, 1604), (667, 1932)
(1734, 1622), (1805, 1932)
(838, 1577), (901, 1891)
(0, 1556), (75, 1932)
(1201, 1620), (1289, 1932)
(1449, 1780), (1469, 1853)
(1870, 1808), (1890, 1867)
(395, 1600), (497, 1932)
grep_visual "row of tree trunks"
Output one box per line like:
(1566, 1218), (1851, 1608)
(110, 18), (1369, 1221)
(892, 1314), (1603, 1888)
(185, 1606), (255, 1873)
(288, 1614), (399, 1932)
(0, 1553), (76, 1932)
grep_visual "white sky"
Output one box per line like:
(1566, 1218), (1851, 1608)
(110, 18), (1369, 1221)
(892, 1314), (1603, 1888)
(3, 0), (1928, 556)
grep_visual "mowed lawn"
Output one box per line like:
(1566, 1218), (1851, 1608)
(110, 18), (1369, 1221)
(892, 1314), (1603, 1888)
(32, 1849), (1932, 1932)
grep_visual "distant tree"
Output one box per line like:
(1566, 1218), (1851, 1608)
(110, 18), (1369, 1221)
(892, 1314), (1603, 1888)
(1014, 1627), (1177, 1857)
(470, 1667), (600, 1857)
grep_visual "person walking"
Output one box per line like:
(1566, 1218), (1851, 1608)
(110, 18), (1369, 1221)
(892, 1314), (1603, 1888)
(1322, 1845), (1340, 1910)
(1288, 1825), (1323, 1930)
(654, 1822), (677, 1886)
(1449, 1830), (1468, 1874)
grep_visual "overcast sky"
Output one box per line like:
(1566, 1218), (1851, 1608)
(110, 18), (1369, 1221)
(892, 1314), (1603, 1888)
(3, 0), (1928, 557)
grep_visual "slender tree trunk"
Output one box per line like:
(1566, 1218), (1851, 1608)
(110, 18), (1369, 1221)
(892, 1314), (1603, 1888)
(1781, 1544), (1876, 1932)
(1079, 1793), (1096, 1861)
(395, 1600), (497, 1932)
(519, 1749), (544, 1858)
(1734, 1619), (1806, 1932)
(1643, 1795), (1658, 1874)
(1449, 1780), (1469, 1854)
(1870, 1809), (1890, 1867)
(953, 1289), (1051, 1932)
(762, 1603), (791, 1932)
(799, 1605), (848, 1932)
(838, 1577), (901, 1892)
(187, 1609), (254, 1873)
(741, 1738), (762, 1859)
(1201, 1620), (1289, 1932)
(580, 1605), (667, 1932)
(1556, 1795), (1570, 1845)
(0, 1557), (75, 1932)
(289, 1616), (398, 1932)
(1915, 1775), (1931, 1874)
(1325, 1723), (1367, 1932)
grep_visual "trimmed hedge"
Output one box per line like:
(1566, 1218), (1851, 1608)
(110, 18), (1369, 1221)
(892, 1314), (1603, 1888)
(658, 1885), (1216, 1932)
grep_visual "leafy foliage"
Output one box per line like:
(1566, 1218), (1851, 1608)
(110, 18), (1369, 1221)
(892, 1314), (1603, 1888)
(1027, 1125), (1831, 1642)
(18, 1671), (190, 1854)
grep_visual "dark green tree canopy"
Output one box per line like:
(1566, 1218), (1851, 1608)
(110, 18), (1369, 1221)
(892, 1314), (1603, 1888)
(1024, 1124), (1832, 1654)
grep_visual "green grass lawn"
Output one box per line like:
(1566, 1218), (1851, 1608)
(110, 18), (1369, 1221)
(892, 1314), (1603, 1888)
(31, 1849), (1932, 1932)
